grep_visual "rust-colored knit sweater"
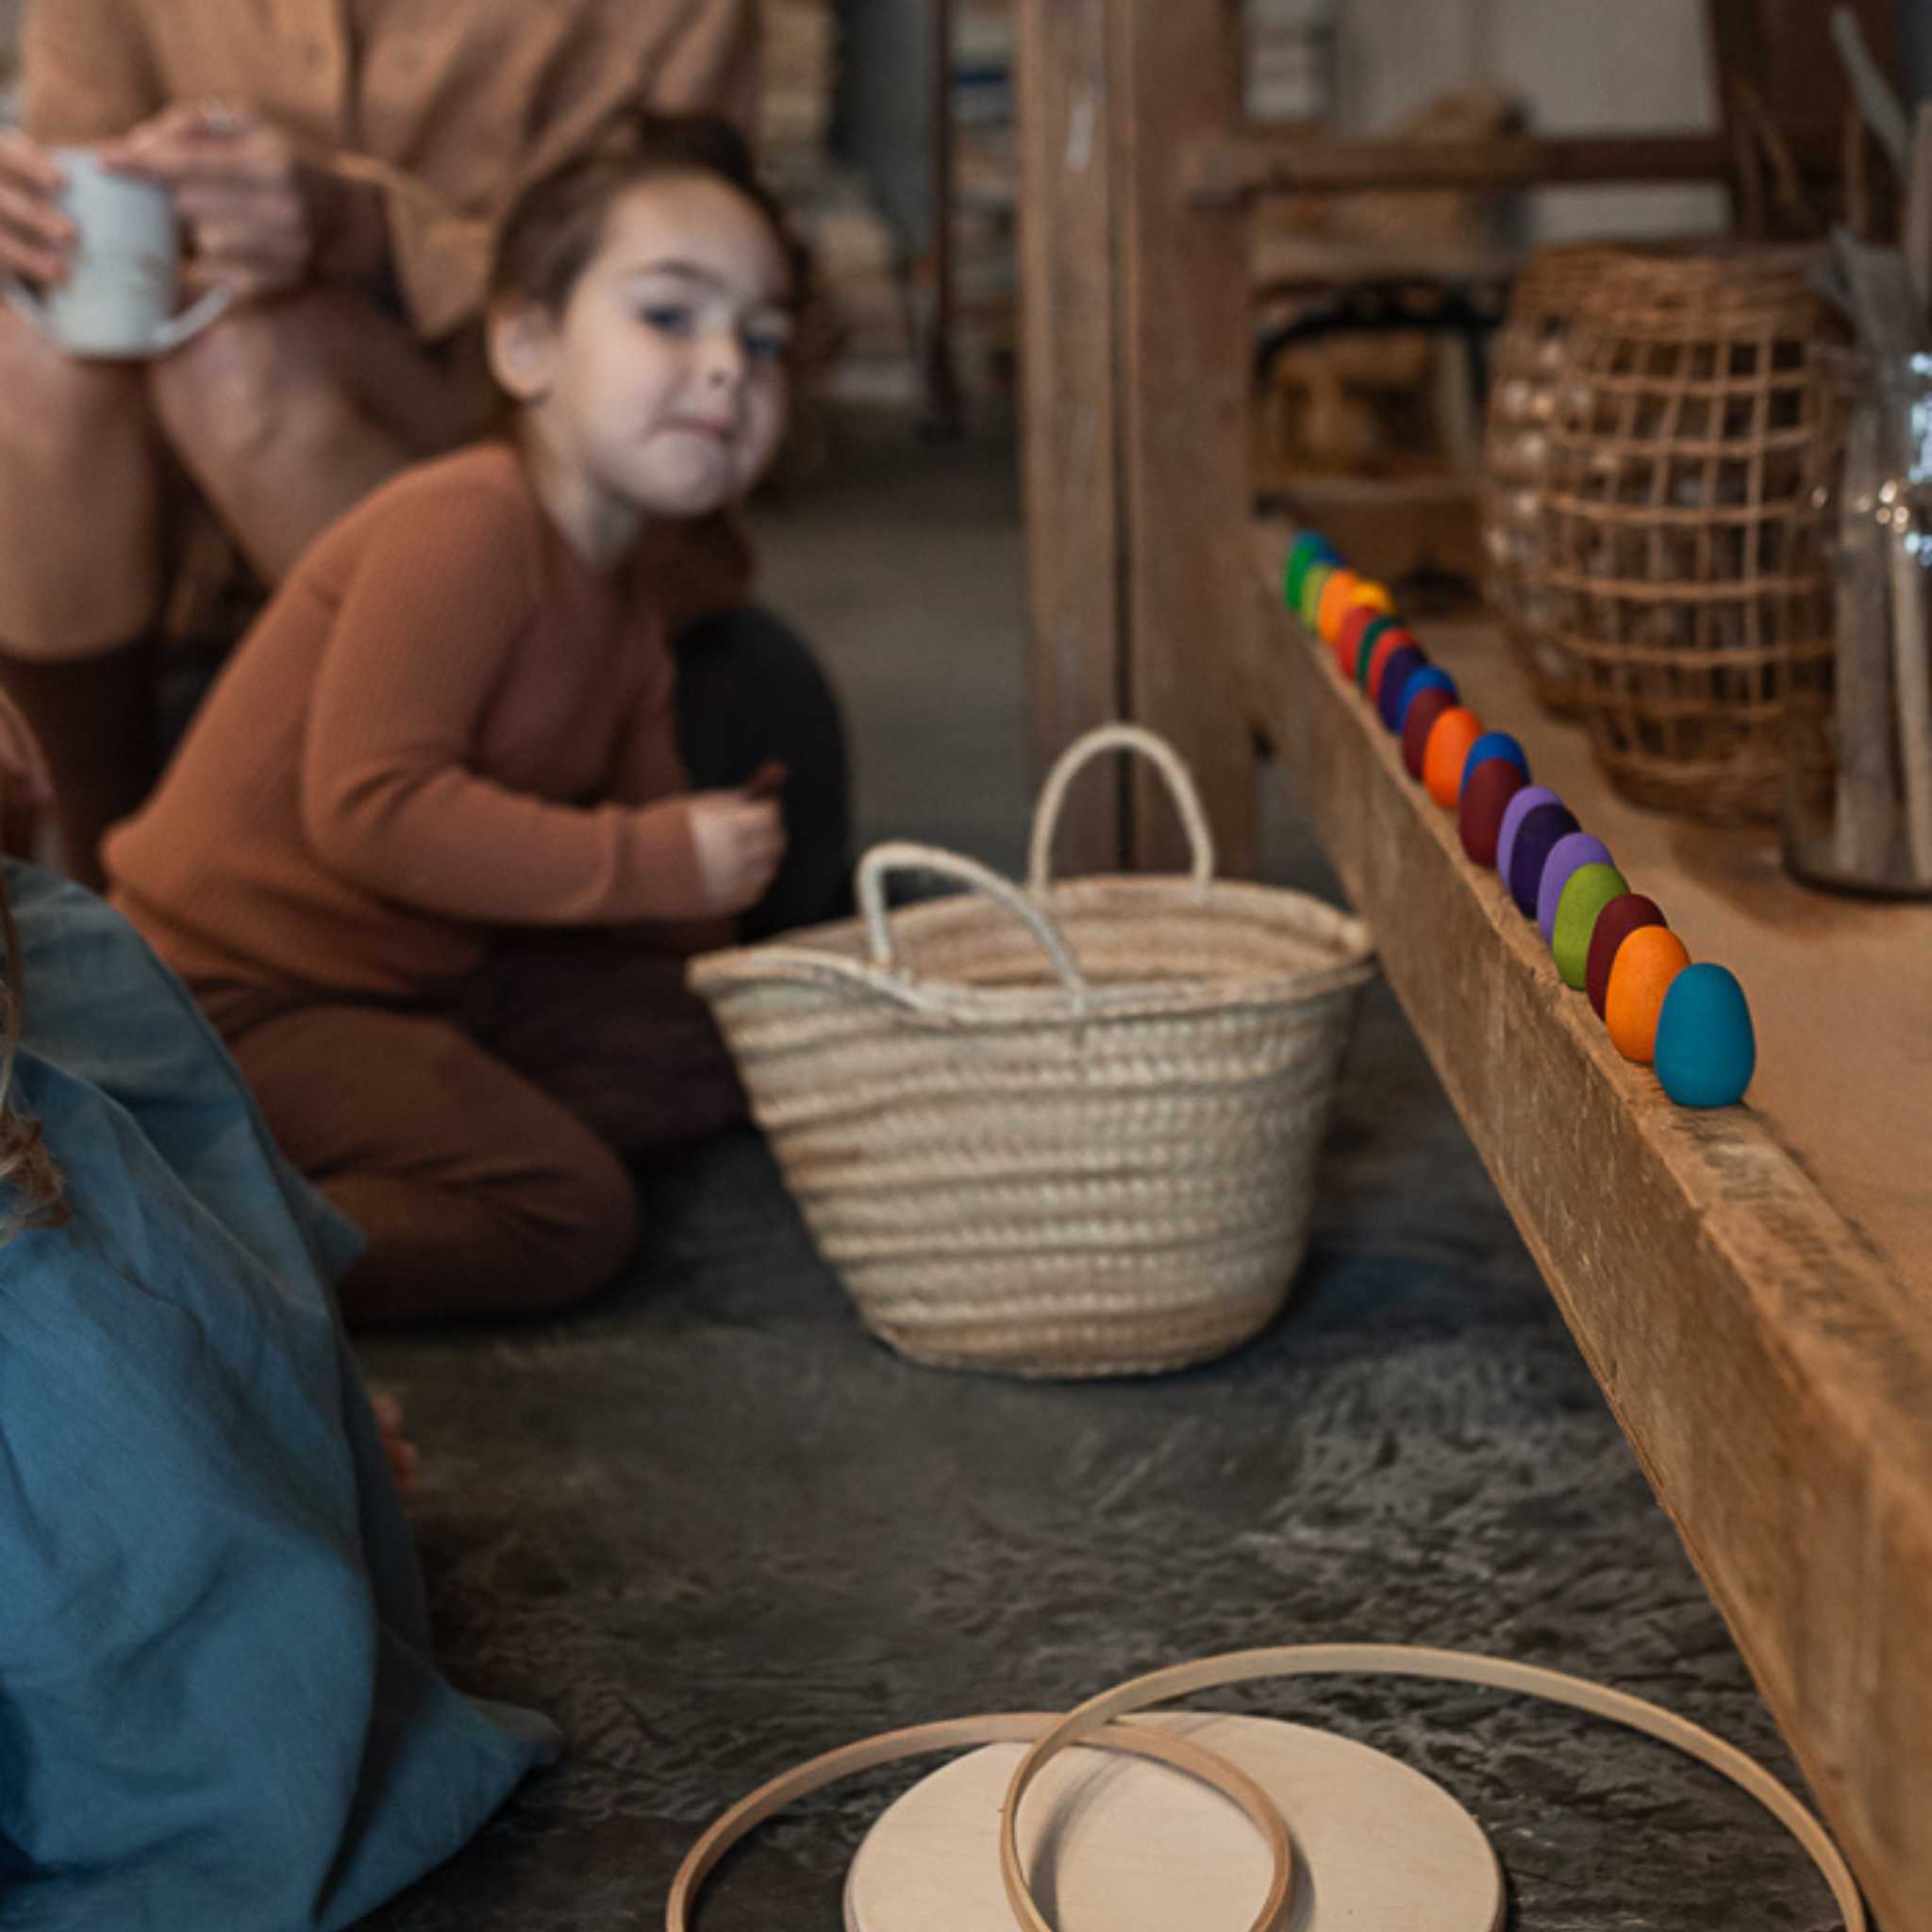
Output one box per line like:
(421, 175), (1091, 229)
(106, 443), (712, 998)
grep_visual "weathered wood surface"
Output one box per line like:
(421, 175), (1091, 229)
(1249, 520), (1932, 1932)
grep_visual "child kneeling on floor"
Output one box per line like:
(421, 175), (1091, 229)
(107, 115), (837, 1324)
(0, 701), (557, 1929)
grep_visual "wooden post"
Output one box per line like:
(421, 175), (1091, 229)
(1015, 0), (1124, 873)
(1017, 0), (1260, 875)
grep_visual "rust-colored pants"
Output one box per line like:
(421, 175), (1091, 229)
(205, 933), (748, 1326)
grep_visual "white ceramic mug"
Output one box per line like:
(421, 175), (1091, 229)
(4, 146), (230, 358)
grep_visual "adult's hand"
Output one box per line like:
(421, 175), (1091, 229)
(102, 100), (372, 302)
(0, 129), (73, 287)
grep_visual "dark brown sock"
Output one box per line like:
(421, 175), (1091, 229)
(0, 639), (158, 891)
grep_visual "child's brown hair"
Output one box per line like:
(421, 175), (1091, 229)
(490, 111), (802, 318)
(0, 879), (67, 1242)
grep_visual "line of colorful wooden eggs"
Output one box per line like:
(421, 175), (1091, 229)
(1283, 531), (1756, 1108)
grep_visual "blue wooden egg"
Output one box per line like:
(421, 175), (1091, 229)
(1655, 964), (1756, 1108)
(1396, 666), (1456, 730)
(1460, 730), (1529, 791)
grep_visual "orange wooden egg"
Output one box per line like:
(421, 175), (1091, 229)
(1605, 925), (1692, 1063)
(1315, 569), (1361, 641)
(1422, 707), (1485, 809)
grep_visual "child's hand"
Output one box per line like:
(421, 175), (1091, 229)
(0, 691), (54, 814)
(690, 787), (787, 915)
(368, 1391), (420, 1497)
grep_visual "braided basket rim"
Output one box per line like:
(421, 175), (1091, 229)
(689, 874), (1378, 1027)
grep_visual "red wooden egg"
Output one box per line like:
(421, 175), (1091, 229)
(1401, 686), (1456, 781)
(1334, 603), (1382, 681)
(1586, 892), (1669, 1020)
(1458, 758), (1527, 866)
(1365, 627), (1417, 705)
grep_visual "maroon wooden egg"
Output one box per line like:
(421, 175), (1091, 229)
(1401, 686), (1456, 781)
(1458, 758), (1527, 866)
(1586, 892), (1669, 1019)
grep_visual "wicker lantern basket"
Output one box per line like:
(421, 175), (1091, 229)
(1527, 244), (1840, 823)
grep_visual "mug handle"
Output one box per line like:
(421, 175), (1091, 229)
(149, 282), (233, 355)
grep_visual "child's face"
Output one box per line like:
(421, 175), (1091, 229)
(502, 174), (794, 538)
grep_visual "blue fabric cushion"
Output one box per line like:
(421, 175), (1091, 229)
(0, 863), (558, 1931)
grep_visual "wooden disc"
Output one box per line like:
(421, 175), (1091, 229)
(844, 1712), (1503, 1932)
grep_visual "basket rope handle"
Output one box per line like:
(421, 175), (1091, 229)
(1027, 724), (1217, 891)
(858, 841), (1090, 997)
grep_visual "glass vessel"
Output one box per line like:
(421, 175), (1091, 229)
(1783, 346), (1932, 896)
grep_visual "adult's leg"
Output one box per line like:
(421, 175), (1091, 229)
(146, 286), (481, 584)
(0, 306), (166, 883)
(216, 995), (641, 1325)
(673, 604), (854, 940)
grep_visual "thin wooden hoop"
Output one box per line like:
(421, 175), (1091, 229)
(999, 1643), (1864, 1932)
(664, 1711), (1290, 1932)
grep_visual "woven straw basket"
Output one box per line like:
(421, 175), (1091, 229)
(688, 726), (1376, 1379)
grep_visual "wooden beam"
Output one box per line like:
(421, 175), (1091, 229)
(1015, 0), (1124, 873)
(1246, 523), (1932, 1932)
(1107, 0), (1259, 874)
(1186, 126), (1848, 206)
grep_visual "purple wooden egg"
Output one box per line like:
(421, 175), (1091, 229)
(1507, 803), (1579, 916)
(1537, 830), (1615, 942)
(1374, 645), (1429, 729)
(1494, 785), (1561, 886)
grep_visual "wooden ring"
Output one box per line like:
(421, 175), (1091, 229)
(665, 1710), (1292, 1932)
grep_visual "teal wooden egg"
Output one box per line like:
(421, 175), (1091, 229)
(1551, 863), (1628, 989)
(1655, 964), (1756, 1108)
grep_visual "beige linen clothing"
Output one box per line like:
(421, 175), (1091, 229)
(21, 0), (760, 339)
